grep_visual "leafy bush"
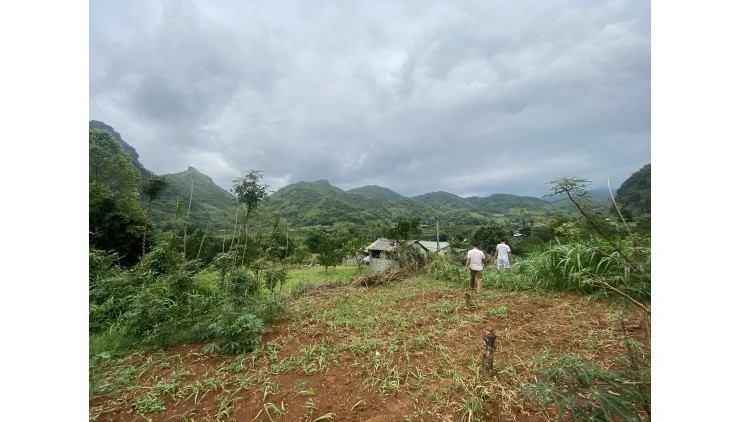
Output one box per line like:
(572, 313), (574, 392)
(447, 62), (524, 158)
(89, 248), (120, 281)
(522, 354), (649, 421)
(264, 267), (288, 293)
(89, 273), (139, 332)
(207, 304), (265, 355)
(122, 282), (177, 344)
(223, 268), (259, 305)
(256, 294), (289, 325)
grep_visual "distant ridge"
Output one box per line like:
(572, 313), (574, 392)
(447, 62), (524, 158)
(89, 121), (617, 231)
(347, 185), (405, 201)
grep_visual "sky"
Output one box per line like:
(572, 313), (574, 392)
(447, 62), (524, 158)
(89, 0), (651, 198)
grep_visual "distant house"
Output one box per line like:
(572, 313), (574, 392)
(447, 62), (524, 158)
(365, 238), (429, 272)
(417, 240), (451, 255)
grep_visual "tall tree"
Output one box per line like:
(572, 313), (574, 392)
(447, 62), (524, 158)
(232, 170), (269, 220)
(89, 129), (147, 266)
(315, 229), (342, 272)
(231, 170), (269, 265)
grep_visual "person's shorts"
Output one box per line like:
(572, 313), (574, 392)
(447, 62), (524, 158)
(497, 257), (510, 269)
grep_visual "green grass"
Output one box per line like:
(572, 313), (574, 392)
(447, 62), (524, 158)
(282, 264), (366, 292)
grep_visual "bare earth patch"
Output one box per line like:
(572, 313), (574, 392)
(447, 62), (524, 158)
(90, 277), (650, 421)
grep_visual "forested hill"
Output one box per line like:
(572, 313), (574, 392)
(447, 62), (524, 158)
(90, 121), (612, 232)
(149, 167), (236, 231)
(89, 120), (151, 177)
(347, 185), (405, 201)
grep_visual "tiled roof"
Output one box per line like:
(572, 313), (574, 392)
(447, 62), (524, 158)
(366, 238), (429, 252)
(366, 238), (396, 251)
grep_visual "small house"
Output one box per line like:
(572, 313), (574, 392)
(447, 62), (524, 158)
(365, 238), (429, 272)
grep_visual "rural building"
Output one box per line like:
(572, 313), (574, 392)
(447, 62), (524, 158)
(417, 240), (451, 255)
(365, 238), (429, 272)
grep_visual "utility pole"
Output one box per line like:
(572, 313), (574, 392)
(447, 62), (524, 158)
(436, 216), (440, 252)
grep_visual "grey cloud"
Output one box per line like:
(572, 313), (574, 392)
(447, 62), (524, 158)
(91, 0), (650, 198)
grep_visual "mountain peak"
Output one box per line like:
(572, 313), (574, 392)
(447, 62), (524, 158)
(348, 185), (405, 200)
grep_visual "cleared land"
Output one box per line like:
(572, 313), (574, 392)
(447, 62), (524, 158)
(90, 274), (650, 421)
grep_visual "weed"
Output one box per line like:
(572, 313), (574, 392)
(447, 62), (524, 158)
(270, 357), (295, 374)
(486, 305), (508, 318)
(461, 395), (485, 422)
(135, 392), (165, 413)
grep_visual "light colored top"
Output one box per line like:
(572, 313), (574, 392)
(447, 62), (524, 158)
(466, 248), (485, 271)
(495, 243), (511, 259)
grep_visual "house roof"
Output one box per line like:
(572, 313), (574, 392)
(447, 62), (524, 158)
(366, 238), (430, 252)
(417, 241), (451, 252)
(366, 238), (396, 252)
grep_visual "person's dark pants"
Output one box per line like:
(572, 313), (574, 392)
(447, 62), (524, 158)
(469, 269), (482, 290)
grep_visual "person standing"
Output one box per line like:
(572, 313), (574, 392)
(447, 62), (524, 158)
(493, 238), (512, 272)
(465, 242), (486, 293)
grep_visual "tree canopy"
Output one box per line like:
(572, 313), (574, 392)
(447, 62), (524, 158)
(89, 129), (148, 266)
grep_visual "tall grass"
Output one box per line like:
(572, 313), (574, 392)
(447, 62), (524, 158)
(513, 237), (650, 304)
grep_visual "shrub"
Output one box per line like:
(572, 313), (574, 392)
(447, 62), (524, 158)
(223, 268), (259, 305)
(207, 304), (265, 355)
(89, 273), (139, 332)
(522, 354), (649, 421)
(122, 282), (177, 344)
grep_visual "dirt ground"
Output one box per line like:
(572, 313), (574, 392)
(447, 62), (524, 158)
(90, 280), (650, 421)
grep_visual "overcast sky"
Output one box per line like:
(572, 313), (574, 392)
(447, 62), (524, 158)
(90, 0), (650, 198)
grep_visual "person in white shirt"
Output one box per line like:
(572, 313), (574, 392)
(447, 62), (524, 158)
(493, 239), (512, 272)
(465, 242), (486, 293)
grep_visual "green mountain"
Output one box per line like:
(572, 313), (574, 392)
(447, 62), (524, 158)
(348, 185), (405, 201)
(89, 120), (152, 177)
(262, 180), (436, 227)
(89, 121), (618, 236)
(149, 167), (236, 232)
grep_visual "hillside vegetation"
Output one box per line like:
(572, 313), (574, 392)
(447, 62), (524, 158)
(89, 122), (651, 421)
(89, 121), (614, 240)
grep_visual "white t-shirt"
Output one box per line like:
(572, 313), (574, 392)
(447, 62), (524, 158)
(466, 248), (485, 270)
(496, 243), (511, 261)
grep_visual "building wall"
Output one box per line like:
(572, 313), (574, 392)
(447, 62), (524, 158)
(369, 257), (398, 272)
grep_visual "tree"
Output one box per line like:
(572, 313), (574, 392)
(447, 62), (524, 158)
(89, 129), (147, 266)
(232, 170), (269, 220)
(315, 229), (342, 272)
(386, 218), (425, 270)
(231, 170), (269, 265)
(471, 223), (510, 255)
(342, 238), (368, 268)
(389, 218), (422, 242)
(140, 175), (169, 255)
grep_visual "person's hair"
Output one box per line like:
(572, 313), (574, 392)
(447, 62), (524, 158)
(500, 238), (506, 243)
(472, 241), (480, 247)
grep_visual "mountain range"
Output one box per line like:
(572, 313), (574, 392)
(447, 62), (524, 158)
(90, 121), (614, 231)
